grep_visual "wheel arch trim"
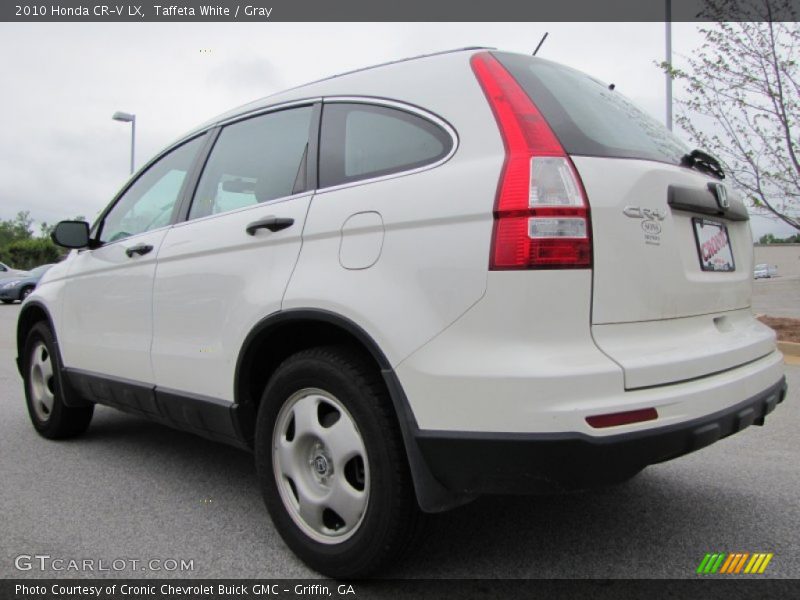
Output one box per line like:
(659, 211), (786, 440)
(234, 308), (468, 512)
(16, 300), (58, 377)
(16, 300), (91, 407)
(235, 308), (392, 379)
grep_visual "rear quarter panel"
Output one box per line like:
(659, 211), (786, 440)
(282, 52), (504, 367)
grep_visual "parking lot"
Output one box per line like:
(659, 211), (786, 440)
(754, 274), (800, 319)
(1, 301), (798, 579)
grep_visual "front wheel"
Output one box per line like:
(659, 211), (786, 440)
(255, 346), (423, 578)
(23, 323), (93, 439)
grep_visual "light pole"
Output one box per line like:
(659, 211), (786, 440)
(665, 0), (673, 130)
(112, 111), (136, 174)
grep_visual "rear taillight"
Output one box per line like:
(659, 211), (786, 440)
(470, 52), (592, 270)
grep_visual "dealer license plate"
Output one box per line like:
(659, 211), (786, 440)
(692, 218), (735, 272)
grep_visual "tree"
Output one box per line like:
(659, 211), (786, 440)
(758, 231), (800, 243)
(0, 211), (34, 247)
(39, 222), (56, 238)
(758, 233), (776, 244)
(662, 0), (799, 231)
(2, 238), (61, 270)
(0, 211), (66, 268)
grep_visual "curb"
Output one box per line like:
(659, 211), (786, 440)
(778, 340), (800, 357)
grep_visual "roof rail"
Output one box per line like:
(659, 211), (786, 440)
(286, 46), (494, 92)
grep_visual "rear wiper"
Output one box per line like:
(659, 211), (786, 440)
(680, 149), (725, 180)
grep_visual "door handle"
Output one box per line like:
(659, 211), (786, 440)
(125, 243), (154, 257)
(246, 216), (294, 236)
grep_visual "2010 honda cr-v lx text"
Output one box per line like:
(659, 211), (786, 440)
(17, 48), (787, 577)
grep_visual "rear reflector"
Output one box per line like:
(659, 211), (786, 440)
(586, 408), (659, 429)
(470, 51), (592, 270)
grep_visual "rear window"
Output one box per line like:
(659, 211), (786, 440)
(493, 52), (689, 164)
(319, 103), (452, 188)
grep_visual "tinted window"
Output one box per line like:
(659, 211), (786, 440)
(319, 103), (452, 188)
(188, 106), (313, 220)
(494, 52), (689, 164)
(99, 135), (205, 244)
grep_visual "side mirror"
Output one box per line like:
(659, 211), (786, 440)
(51, 221), (91, 249)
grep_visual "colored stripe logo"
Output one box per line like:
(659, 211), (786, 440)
(696, 552), (774, 574)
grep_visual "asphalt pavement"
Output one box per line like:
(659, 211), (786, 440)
(1, 303), (798, 579)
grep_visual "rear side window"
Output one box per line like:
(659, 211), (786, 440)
(188, 105), (313, 220)
(493, 52), (689, 165)
(319, 103), (452, 188)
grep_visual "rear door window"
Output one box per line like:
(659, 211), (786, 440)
(188, 105), (313, 220)
(319, 103), (452, 188)
(493, 52), (689, 165)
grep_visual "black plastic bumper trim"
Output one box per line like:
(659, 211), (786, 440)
(414, 377), (787, 495)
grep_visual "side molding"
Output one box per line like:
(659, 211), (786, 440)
(64, 368), (248, 450)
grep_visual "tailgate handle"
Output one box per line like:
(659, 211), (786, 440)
(246, 216), (294, 235)
(667, 185), (749, 221)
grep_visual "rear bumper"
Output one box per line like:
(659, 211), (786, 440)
(414, 377), (787, 495)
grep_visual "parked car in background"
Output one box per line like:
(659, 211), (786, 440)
(754, 263), (778, 279)
(1, 264), (54, 303)
(0, 261), (29, 280)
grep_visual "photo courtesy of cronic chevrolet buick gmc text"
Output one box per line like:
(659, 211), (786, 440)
(17, 48), (787, 578)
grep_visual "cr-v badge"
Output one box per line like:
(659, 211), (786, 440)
(623, 206), (666, 246)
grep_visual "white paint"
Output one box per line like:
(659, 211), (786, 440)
(339, 212), (384, 270)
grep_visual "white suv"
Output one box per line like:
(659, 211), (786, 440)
(17, 48), (787, 577)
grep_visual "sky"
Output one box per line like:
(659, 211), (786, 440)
(0, 21), (796, 240)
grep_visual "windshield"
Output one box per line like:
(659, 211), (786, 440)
(493, 52), (689, 164)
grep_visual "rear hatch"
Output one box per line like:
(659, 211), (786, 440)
(495, 52), (777, 389)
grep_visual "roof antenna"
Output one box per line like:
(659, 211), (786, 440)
(532, 32), (549, 56)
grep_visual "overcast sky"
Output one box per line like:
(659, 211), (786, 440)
(0, 22), (796, 240)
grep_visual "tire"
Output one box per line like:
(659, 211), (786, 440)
(1, 299), (13, 304)
(255, 346), (423, 578)
(20, 286), (34, 300)
(22, 322), (94, 439)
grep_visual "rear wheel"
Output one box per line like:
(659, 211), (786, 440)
(23, 323), (93, 439)
(255, 346), (423, 578)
